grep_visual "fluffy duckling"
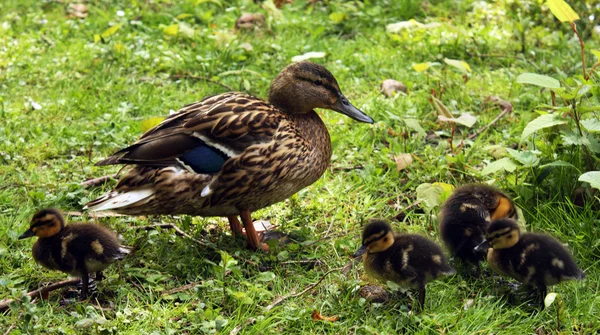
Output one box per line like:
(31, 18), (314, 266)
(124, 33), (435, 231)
(475, 218), (584, 307)
(353, 220), (455, 309)
(439, 184), (517, 267)
(19, 209), (129, 300)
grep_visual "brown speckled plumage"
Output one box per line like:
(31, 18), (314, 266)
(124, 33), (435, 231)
(86, 62), (373, 250)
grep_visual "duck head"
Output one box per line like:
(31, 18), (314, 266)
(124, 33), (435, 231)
(474, 218), (521, 252)
(19, 208), (65, 239)
(353, 220), (395, 257)
(268, 61), (374, 123)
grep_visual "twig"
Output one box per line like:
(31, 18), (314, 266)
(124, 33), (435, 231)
(0, 278), (81, 312)
(571, 22), (588, 80)
(3, 324), (15, 335)
(264, 267), (342, 311)
(160, 282), (202, 297)
(468, 96), (513, 140)
(132, 224), (258, 267)
(329, 164), (364, 172)
(280, 259), (323, 266)
(80, 174), (116, 188)
(170, 74), (234, 91)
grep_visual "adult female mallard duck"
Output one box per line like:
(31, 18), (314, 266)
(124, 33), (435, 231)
(86, 62), (374, 250)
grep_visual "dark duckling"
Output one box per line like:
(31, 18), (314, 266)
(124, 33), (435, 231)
(354, 220), (455, 309)
(439, 184), (517, 268)
(475, 218), (584, 308)
(19, 208), (129, 300)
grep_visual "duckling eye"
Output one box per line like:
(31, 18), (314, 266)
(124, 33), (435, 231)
(314, 80), (323, 86)
(383, 237), (388, 242)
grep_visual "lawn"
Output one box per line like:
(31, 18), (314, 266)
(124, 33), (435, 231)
(1, 0), (599, 334)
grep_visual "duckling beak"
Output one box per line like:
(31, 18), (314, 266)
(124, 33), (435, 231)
(474, 239), (490, 253)
(331, 93), (374, 124)
(353, 245), (368, 258)
(18, 229), (35, 240)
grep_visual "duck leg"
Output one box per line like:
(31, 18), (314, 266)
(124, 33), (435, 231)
(239, 210), (260, 250)
(227, 216), (244, 237)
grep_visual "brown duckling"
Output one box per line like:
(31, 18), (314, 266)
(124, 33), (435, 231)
(439, 184), (517, 268)
(19, 209), (130, 300)
(475, 218), (584, 307)
(353, 220), (455, 309)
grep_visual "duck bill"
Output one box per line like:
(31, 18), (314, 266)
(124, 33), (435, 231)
(18, 229), (35, 240)
(474, 240), (490, 253)
(332, 93), (374, 124)
(353, 245), (368, 258)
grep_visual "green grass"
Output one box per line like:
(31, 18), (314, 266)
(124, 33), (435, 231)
(1, 0), (599, 333)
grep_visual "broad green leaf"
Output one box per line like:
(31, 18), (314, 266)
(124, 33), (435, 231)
(403, 118), (426, 136)
(438, 113), (477, 128)
(592, 50), (600, 61)
(546, 0), (580, 23)
(481, 157), (518, 175)
(164, 24), (179, 36)
(431, 96), (453, 118)
(413, 62), (430, 72)
(329, 12), (348, 23)
(101, 23), (122, 39)
(432, 182), (454, 203)
(581, 119), (600, 133)
(257, 271), (276, 282)
(579, 171), (600, 189)
(521, 114), (567, 141)
(561, 130), (589, 146)
(141, 117), (166, 133)
(539, 161), (580, 172)
(444, 58), (471, 74)
(586, 134), (600, 153)
(544, 292), (558, 307)
(416, 183), (444, 212)
(507, 149), (540, 167)
(516, 73), (561, 89)
(484, 145), (508, 159)
(291, 51), (326, 62)
(176, 13), (194, 20)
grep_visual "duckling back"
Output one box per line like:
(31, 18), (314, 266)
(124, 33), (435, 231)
(439, 184), (516, 265)
(364, 234), (455, 288)
(33, 223), (129, 277)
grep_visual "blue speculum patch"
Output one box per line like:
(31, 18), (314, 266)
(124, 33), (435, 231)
(179, 144), (230, 174)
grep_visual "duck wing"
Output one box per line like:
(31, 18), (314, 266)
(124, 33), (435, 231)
(96, 92), (283, 175)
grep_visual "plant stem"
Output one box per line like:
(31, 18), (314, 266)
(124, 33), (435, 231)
(570, 22), (588, 80)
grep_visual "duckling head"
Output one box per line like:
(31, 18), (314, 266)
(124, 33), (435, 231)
(474, 218), (520, 252)
(490, 194), (517, 221)
(353, 220), (395, 257)
(19, 208), (65, 240)
(268, 61), (374, 123)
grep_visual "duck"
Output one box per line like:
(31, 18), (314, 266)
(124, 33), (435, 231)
(18, 208), (130, 300)
(353, 220), (455, 309)
(439, 183), (517, 269)
(475, 218), (584, 308)
(85, 61), (374, 250)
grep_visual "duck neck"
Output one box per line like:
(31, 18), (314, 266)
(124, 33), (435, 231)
(288, 111), (332, 173)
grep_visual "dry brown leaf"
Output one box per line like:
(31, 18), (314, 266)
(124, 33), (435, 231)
(394, 153), (413, 172)
(311, 310), (339, 322)
(235, 13), (266, 30)
(381, 79), (407, 97)
(68, 3), (88, 19)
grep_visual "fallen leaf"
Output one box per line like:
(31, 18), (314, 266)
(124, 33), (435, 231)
(381, 79), (407, 97)
(438, 112), (477, 128)
(544, 292), (558, 308)
(163, 24), (179, 36)
(141, 117), (166, 133)
(68, 3), (88, 19)
(311, 310), (339, 322)
(444, 58), (471, 74)
(431, 96), (453, 118)
(394, 153), (413, 172)
(291, 52), (326, 62)
(413, 62), (430, 72)
(463, 298), (474, 310)
(235, 13), (266, 30)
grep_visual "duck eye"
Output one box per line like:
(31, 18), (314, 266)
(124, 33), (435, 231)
(314, 80), (323, 86)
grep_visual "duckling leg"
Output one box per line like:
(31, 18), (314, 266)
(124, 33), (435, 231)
(417, 284), (426, 311)
(80, 272), (89, 300)
(95, 271), (104, 281)
(240, 210), (260, 250)
(227, 216), (244, 237)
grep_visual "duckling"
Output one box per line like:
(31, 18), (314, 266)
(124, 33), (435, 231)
(18, 209), (130, 300)
(475, 218), (584, 307)
(353, 220), (455, 309)
(439, 184), (517, 268)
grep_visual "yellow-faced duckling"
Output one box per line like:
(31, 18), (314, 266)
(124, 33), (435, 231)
(19, 209), (130, 300)
(439, 184), (517, 268)
(86, 61), (374, 251)
(353, 220), (455, 309)
(475, 218), (584, 307)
